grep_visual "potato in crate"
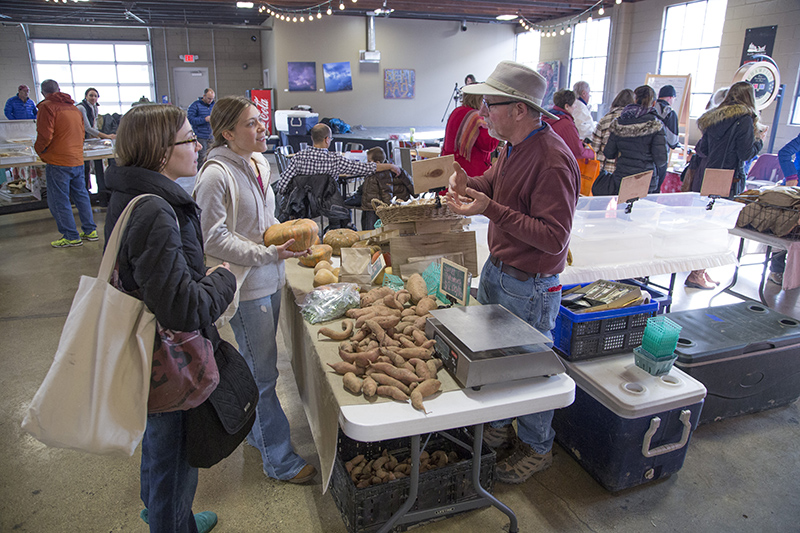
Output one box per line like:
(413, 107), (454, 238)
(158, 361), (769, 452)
(329, 428), (495, 533)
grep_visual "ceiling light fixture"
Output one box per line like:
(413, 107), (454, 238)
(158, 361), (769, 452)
(236, 1), (254, 8)
(496, 14), (518, 21)
(616, 0), (622, 3)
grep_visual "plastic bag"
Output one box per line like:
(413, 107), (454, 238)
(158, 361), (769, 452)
(299, 283), (361, 324)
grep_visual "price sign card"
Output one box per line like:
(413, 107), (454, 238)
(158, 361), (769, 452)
(439, 258), (471, 305)
(618, 170), (652, 204)
(368, 253), (386, 284)
(700, 168), (735, 198)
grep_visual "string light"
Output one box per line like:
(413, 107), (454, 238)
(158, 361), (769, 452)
(587, 12), (593, 22)
(560, 27), (565, 35)
(598, 6), (605, 15)
(339, 1), (345, 9)
(616, 0), (622, 4)
(327, 5), (333, 14)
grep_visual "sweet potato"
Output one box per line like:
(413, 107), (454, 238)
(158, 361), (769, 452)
(383, 293), (404, 311)
(345, 454), (365, 473)
(376, 385), (410, 402)
(328, 361), (360, 375)
(425, 359), (440, 378)
(410, 379), (441, 412)
(394, 346), (434, 361)
(362, 376), (378, 398)
(412, 329), (428, 346)
(368, 371), (411, 395)
(398, 336), (417, 349)
(412, 358), (432, 380)
(343, 372), (364, 394)
(346, 307), (377, 319)
(369, 362), (422, 385)
(318, 320), (354, 341)
(406, 273), (428, 304)
(401, 307), (416, 317)
(396, 289), (412, 306)
(351, 328), (370, 342)
(415, 297), (438, 316)
(360, 286), (394, 306)
(413, 316), (429, 329)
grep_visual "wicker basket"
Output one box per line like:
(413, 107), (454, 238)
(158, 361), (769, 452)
(371, 198), (461, 224)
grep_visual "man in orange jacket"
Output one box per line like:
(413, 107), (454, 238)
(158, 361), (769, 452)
(34, 79), (97, 248)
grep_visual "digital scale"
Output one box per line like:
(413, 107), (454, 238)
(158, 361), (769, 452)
(425, 305), (566, 389)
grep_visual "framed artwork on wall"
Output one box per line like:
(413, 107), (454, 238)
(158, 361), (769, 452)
(384, 69), (415, 99)
(288, 62), (316, 91)
(537, 60), (560, 110)
(323, 62), (353, 92)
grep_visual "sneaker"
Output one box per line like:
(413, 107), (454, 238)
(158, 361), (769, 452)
(769, 272), (783, 285)
(287, 463), (317, 484)
(495, 439), (553, 484)
(51, 237), (82, 248)
(483, 424), (516, 449)
(140, 509), (217, 532)
(194, 511), (218, 533)
(80, 230), (99, 241)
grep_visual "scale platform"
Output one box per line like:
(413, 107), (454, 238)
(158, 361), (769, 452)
(425, 305), (565, 389)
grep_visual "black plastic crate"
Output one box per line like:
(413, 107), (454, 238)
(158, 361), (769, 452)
(329, 428), (496, 533)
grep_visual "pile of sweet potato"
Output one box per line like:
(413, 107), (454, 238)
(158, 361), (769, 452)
(319, 274), (443, 412)
(345, 448), (460, 488)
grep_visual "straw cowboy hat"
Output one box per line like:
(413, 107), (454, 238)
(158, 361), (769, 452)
(461, 60), (557, 119)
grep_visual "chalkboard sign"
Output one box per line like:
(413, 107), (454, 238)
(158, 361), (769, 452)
(439, 258), (471, 305)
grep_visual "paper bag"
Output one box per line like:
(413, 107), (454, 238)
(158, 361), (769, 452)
(339, 248), (374, 290)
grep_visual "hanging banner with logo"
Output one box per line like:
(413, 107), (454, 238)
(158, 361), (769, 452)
(248, 89), (274, 136)
(740, 25), (777, 65)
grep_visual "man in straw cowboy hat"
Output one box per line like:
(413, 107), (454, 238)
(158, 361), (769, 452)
(447, 60), (580, 484)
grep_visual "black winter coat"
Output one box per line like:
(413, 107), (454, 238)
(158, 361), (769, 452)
(693, 103), (762, 198)
(104, 165), (236, 343)
(604, 105), (668, 194)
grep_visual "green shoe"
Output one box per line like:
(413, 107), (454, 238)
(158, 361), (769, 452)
(80, 230), (99, 241)
(139, 509), (217, 532)
(194, 511), (218, 533)
(51, 237), (82, 248)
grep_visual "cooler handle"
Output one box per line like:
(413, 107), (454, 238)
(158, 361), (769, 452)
(641, 410), (692, 458)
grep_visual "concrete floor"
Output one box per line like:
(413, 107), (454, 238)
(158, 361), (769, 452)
(2, 199), (800, 532)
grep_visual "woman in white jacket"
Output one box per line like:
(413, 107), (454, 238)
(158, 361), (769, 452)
(194, 96), (316, 484)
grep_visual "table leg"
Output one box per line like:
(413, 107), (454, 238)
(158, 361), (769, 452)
(377, 435), (420, 533)
(759, 245), (772, 304)
(471, 424), (519, 533)
(717, 237), (765, 304)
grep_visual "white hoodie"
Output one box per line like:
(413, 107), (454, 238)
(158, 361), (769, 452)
(194, 145), (284, 301)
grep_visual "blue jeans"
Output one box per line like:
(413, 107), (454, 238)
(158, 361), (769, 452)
(478, 257), (561, 455)
(140, 411), (199, 533)
(45, 164), (96, 241)
(230, 291), (307, 480)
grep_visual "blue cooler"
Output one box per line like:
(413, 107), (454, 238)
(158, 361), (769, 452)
(552, 353), (706, 491)
(288, 113), (319, 135)
(667, 302), (800, 424)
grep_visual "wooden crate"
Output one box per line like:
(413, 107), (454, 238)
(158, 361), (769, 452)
(389, 231), (478, 278)
(382, 218), (469, 236)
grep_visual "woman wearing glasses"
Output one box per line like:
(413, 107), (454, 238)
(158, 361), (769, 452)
(194, 96), (317, 484)
(104, 105), (236, 532)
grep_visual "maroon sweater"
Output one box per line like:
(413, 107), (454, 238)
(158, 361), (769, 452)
(467, 124), (580, 276)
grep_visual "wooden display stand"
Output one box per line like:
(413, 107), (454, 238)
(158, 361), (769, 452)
(359, 217), (478, 279)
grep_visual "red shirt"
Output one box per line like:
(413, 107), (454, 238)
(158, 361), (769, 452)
(34, 92), (85, 167)
(467, 124), (580, 276)
(543, 106), (595, 161)
(441, 105), (500, 177)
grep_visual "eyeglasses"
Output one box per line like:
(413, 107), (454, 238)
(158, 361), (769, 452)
(482, 98), (520, 109)
(173, 136), (198, 147)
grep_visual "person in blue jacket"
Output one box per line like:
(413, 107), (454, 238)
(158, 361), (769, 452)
(4, 85), (37, 120)
(768, 133), (800, 286)
(187, 88), (215, 166)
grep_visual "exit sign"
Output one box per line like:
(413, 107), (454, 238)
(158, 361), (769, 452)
(180, 54), (198, 63)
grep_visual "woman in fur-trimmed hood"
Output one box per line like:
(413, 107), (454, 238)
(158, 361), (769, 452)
(692, 81), (764, 198)
(604, 85), (668, 194)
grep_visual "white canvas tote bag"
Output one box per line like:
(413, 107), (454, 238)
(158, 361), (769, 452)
(22, 195), (158, 455)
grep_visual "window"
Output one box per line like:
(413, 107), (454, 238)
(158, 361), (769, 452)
(659, 0), (728, 118)
(569, 17), (611, 110)
(30, 40), (154, 114)
(515, 30), (541, 68)
(792, 92), (800, 125)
